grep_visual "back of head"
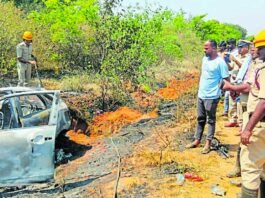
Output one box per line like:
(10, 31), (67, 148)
(218, 41), (227, 48)
(227, 38), (236, 45)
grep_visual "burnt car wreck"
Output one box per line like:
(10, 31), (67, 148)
(0, 87), (71, 186)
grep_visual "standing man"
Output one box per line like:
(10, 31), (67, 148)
(235, 41), (252, 129)
(218, 41), (230, 117)
(224, 45), (261, 179)
(186, 40), (229, 154)
(224, 30), (265, 197)
(218, 41), (227, 59)
(221, 38), (238, 117)
(234, 40), (252, 84)
(225, 40), (251, 127)
(218, 41), (229, 117)
(16, 31), (36, 86)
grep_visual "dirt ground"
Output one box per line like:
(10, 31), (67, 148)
(0, 74), (243, 197)
(0, 100), (243, 198)
(97, 106), (242, 198)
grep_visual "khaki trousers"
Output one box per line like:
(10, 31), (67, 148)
(240, 113), (265, 190)
(229, 95), (237, 123)
(237, 93), (248, 124)
(17, 64), (32, 86)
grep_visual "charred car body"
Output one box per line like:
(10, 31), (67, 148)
(0, 87), (71, 186)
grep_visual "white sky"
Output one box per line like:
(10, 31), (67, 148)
(121, 0), (265, 36)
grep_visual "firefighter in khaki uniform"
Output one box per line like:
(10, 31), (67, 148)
(16, 31), (36, 86)
(223, 30), (265, 197)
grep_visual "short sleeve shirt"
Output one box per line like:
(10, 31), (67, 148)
(247, 61), (265, 113)
(198, 56), (229, 99)
(258, 63), (265, 99)
(246, 59), (263, 85)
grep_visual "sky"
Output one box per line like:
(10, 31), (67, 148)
(121, 0), (265, 36)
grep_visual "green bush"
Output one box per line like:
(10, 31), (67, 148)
(0, 2), (27, 76)
(91, 12), (162, 84)
(0, 0), (250, 95)
(29, 0), (98, 71)
(154, 10), (202, 63)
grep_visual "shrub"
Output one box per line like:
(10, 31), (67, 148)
(0, 2), (28, 76)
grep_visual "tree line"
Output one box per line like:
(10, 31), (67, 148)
(0, 0), (247, 94)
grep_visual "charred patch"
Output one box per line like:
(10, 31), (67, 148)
(55, 131), (92, 166)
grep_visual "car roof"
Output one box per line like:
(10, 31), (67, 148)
(0, 87), (45, 93)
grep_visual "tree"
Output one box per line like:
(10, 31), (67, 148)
(190, 15), (243, 42)
(2, 0), (44, 12)
(227, 23), (247, 39)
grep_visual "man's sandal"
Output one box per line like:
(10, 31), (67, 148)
(201, 147), (211, 154)
(226, 168), (241, 178)
(185, 143), (198, 149)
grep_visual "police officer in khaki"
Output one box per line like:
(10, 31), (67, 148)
(224, 44), (261, 180)
(16, 31), (36, 86)
(224, 29), (265, 197)
(225, 40), (251, 128)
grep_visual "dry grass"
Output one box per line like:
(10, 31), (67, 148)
(41, 74), (101, 94)
(148, 59), (201, 83)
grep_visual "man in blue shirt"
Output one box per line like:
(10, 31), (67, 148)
(186, 40), (230, 154)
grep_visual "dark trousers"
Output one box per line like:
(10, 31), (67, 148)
(194, 98), (219, 141)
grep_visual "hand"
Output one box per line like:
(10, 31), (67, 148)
(222, 80), (231, 90)
(230, 91), (239, 100)
(229, 54), (235, 62)
(241, 130), (252, 145)
(29, 60), (37, 65)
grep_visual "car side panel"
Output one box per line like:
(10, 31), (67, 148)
(0, 126), (56, 186)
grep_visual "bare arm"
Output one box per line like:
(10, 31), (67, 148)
(17, 57), (36, 65)
(227, 62), (234, 71)
(241, 99), (265, 145)
(233, 58), (242, 68)
(230, 54), (242, 68)
(223, 80), (251, 93)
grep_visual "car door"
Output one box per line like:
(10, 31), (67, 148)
(0, 91), (60, 186)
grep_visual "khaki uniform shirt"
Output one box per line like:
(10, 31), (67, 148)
(247, 61), (265, 113)
(230, 54), (249, 79)
(16, 41), (33, 67)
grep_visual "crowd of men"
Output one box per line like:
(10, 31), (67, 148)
(186, 30), (265, 197)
